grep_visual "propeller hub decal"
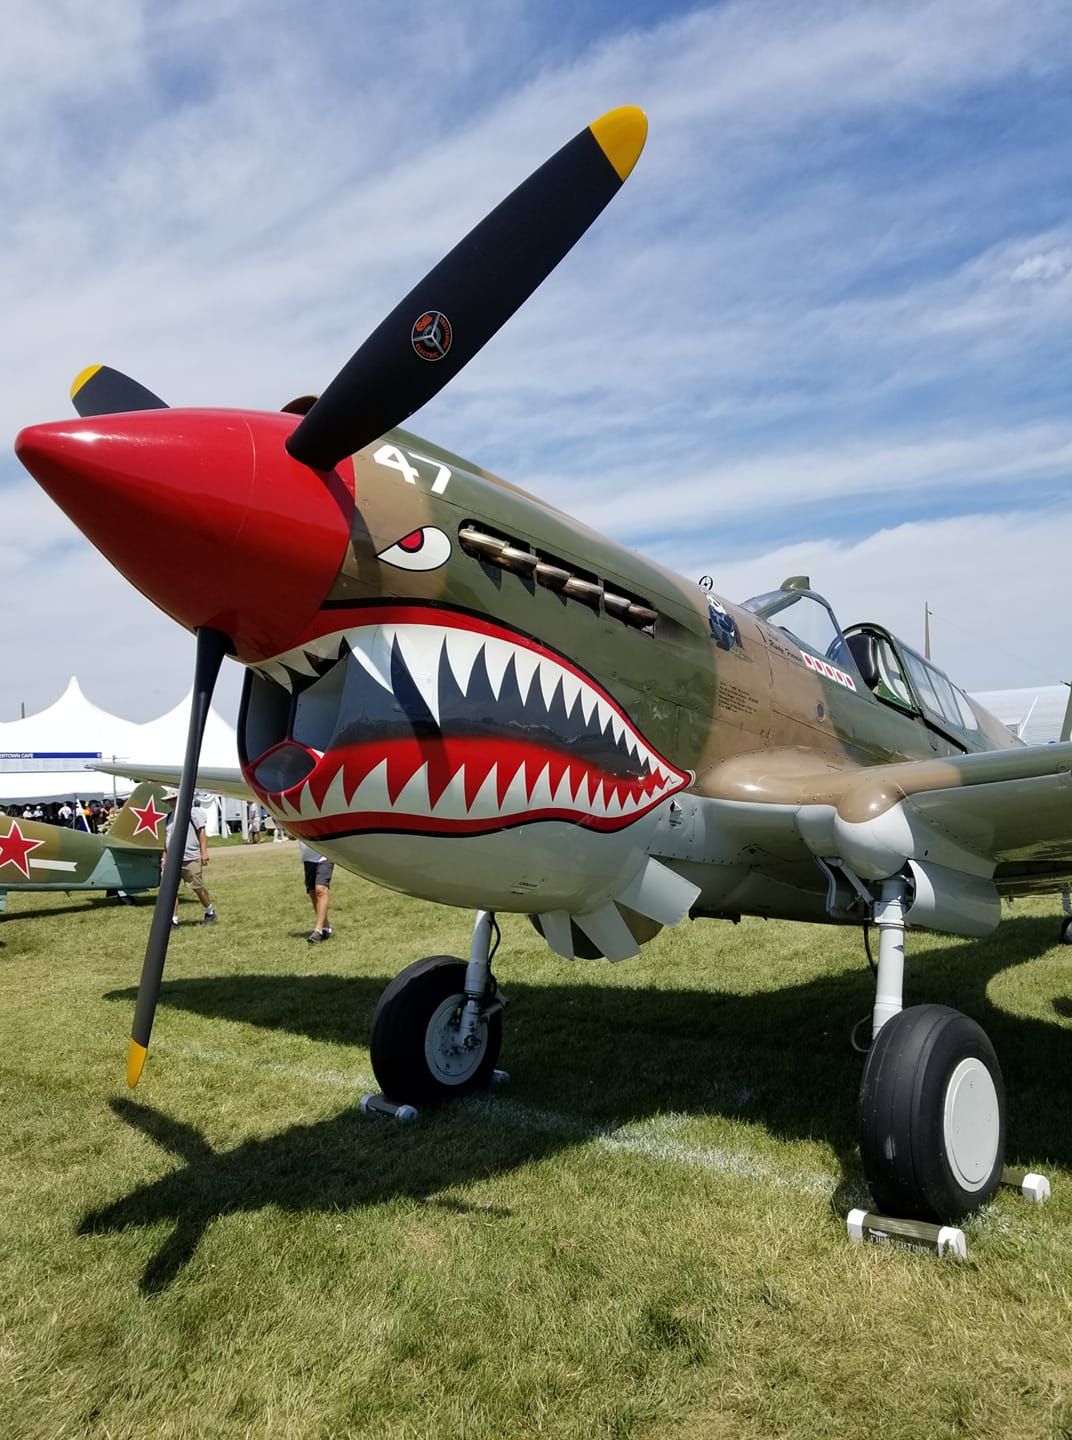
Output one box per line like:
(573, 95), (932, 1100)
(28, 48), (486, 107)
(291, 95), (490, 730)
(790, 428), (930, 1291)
(411, 311), (453, 362)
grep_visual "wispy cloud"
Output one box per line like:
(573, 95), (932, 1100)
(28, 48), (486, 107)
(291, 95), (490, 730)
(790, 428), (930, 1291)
(659, 504), (1072, 692)
(4, 0), (1071, 716)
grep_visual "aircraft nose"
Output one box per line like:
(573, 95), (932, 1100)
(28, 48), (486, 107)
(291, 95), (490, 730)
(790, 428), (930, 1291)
(15, 410), (354, 661)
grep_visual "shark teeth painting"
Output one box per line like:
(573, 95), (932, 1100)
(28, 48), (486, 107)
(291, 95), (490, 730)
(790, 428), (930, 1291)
(242, 606), (690, 840)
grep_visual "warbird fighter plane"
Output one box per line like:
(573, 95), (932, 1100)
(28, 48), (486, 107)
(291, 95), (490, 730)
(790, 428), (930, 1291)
(0, 782), (170, 911)
(15, 106), (1072, 1225)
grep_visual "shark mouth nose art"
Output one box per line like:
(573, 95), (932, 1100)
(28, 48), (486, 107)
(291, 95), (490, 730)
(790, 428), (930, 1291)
(242, 607), (691, 838)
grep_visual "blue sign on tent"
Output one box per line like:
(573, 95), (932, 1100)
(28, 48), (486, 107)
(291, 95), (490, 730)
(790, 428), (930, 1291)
(0, 752), (103, 760)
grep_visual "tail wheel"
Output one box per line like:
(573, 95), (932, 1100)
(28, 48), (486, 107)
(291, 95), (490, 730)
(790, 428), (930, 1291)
(370, 955), (503, 1105)
(859, 1004), (1006, 1222)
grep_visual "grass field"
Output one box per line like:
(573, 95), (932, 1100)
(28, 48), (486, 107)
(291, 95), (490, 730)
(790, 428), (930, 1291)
(3, 840), (1072, 1439)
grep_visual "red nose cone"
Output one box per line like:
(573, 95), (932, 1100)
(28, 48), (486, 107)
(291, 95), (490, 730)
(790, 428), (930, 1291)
(16, 409), (354, 661)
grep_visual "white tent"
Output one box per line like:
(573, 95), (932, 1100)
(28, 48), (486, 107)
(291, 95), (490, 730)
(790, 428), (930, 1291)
(972, 685), (1072, 746)
(128, 693), (239, 771)
(0, 677), (238, 806)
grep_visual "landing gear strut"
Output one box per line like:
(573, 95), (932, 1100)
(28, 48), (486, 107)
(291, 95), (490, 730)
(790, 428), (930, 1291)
(858, 876), (1007, 1222)
(369, 909), (506, 1105)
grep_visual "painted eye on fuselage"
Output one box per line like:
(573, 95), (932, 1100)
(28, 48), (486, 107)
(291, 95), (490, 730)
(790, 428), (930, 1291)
(376, 526), (451, 571)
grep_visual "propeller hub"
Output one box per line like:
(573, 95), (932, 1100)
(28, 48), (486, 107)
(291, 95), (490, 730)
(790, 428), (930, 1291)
(16, 409), (355, 661)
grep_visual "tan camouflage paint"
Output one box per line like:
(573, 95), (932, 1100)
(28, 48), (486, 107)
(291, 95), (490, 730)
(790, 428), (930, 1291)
(322, 426), (1020, 806)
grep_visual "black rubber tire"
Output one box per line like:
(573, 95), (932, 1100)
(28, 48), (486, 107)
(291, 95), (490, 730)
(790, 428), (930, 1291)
(370, 955), (503, 1105)
(859, 1004), (1006, 1222)
(1059, 916), (1072, 946)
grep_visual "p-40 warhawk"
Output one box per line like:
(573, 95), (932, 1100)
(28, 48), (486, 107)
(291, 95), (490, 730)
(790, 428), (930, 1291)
(16, 107), (1072, 1226)
(0, 782), (169, 911)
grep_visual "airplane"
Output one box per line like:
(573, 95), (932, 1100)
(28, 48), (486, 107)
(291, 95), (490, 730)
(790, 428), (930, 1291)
(0, 781), (171, 912)
(15, 105), (1072, 1227)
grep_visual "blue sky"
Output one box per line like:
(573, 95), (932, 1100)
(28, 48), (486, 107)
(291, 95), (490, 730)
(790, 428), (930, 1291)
(3, 0), (1071, 721)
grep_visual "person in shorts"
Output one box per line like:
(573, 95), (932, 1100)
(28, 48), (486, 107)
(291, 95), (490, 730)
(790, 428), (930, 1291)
(162, 789), (218, 926)
(300, 841), (333, 943)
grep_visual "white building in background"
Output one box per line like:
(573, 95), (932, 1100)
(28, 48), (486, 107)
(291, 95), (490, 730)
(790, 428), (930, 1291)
(0, 678), (241, 831)
(971, 685), (1072, 746)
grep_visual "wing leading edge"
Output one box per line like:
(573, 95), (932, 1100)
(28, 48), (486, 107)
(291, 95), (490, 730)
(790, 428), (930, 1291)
(671, 743), (1072, 936)
(95, 763), (253, 801)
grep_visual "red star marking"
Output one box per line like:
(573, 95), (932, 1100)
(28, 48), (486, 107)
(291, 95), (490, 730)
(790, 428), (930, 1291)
(0, 820), (46, 878)
(129, 796), (167, 838)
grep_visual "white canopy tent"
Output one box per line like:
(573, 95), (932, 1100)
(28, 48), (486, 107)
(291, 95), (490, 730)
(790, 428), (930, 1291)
(972, 684), (1072, 746)
(0, 677), (239, 813)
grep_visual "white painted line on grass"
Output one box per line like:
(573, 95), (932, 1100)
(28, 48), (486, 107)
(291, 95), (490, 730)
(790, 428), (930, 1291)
(466, 1096), (837, 1195)
(154, 1046), (834, 1191)
(139, 1047), (1051, 1236)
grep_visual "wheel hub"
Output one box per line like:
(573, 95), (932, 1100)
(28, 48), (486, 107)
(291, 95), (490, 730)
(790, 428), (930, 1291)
(424, 993), (487, 1085)
(942, 1057), (1000, 1191)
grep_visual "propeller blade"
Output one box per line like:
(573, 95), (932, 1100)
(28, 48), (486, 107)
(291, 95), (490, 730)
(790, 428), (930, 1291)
(286, 104), (647, 471)
(127, 627), (228, 1087)
(71, 364), (169, 418)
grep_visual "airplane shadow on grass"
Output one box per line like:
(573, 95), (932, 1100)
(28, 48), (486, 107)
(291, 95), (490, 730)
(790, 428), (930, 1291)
(2, 895), (153, 922)
(84, 916), (1072, 1293)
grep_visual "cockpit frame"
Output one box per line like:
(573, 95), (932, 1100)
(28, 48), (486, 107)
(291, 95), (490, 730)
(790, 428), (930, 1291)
(740, 576), (988, 752)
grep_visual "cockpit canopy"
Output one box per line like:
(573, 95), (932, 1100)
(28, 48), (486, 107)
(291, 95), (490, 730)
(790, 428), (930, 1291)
(742, 575), (849, 665)
(741, 576), (990, 746)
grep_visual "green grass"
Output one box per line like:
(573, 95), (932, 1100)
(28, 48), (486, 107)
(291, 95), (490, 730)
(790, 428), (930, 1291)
(3, 843), (1072, 1439)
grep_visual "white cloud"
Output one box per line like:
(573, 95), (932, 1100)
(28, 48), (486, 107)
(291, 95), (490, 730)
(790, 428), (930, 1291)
(4, 0), (1072, 720)
(663, 506), (1072, 691)
(547, 422), (1072, 537)
(1011, 249), (1072, 284)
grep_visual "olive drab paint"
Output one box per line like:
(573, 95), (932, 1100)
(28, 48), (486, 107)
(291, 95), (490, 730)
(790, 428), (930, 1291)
(0, 781), (170, 909)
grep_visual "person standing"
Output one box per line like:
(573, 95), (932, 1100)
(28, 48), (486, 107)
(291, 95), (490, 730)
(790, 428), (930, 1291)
(163, 790), (218, 926)
(300, 841), (333, 943)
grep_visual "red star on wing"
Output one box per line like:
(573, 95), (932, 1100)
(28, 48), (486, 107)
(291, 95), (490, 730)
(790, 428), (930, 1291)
(129, 795), (167, 838)
(0, 820), (46, 878)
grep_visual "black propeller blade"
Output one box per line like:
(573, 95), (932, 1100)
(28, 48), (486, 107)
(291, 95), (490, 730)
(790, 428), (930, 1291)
(70, 364), (169, 418)
(127, 627), (228, 1087)
(286, 105), (647, 471)
(281, 395), (318, 415)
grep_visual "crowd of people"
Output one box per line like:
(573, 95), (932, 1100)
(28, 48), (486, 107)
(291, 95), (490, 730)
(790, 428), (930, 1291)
(0, 794), (336, 944)
(244, 801), (287, 843)
(165, 795), (333, 943)
(0, 798), (118, 831)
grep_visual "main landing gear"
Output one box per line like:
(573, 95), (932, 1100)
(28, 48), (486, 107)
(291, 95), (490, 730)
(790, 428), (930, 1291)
(858, 878), (1006, 1222)
(368, 886), (1009, 1224)
(369, 909), (506, 1105)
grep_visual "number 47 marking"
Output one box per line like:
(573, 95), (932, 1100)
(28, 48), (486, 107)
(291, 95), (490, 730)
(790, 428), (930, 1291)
(373, 443), (452, 495)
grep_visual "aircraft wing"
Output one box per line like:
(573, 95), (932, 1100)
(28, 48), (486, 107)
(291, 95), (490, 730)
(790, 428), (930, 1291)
(702, 741), (1072, 899)
(95, 762), (253, 801)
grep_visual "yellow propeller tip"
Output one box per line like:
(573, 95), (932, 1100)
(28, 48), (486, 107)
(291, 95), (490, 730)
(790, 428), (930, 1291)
(127, 1040), (148, 1088)
(70, 364), (102, 401)
(590, 106), (648, 182)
